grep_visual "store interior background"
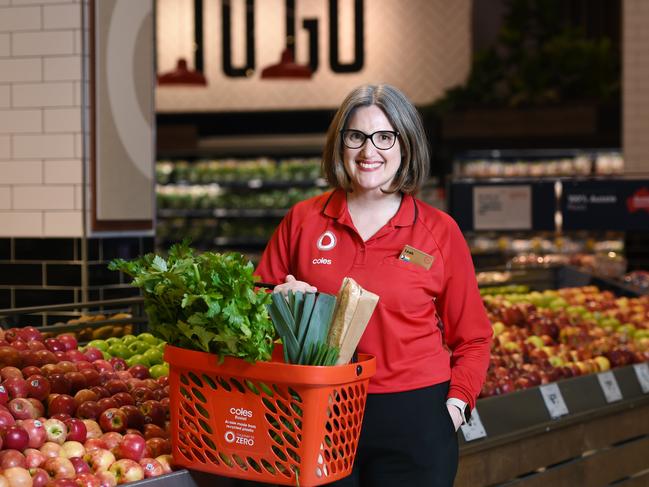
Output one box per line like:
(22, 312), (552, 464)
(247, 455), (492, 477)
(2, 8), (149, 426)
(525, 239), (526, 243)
(0, 2), (649, 486)
(0, 0), (648, 309)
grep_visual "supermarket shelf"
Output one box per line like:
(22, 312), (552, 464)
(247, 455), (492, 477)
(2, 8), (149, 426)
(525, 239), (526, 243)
(159, 178), (328, 189)
(158, 208), (288, 219)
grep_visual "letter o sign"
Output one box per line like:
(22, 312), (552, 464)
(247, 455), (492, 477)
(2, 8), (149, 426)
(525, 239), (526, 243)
(317, 231), (337, 251)
(224, 431), (235, 443)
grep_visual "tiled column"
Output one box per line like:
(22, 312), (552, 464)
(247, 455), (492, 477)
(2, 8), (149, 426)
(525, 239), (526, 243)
(0, 0), (152, 312)
(623, 0), (649, 175)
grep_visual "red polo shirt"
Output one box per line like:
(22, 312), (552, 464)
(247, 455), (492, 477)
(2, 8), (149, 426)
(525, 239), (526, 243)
(255, 189), (492, 409)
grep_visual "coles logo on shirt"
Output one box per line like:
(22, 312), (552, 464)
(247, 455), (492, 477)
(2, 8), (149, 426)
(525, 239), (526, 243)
(316, 231), (337, 251)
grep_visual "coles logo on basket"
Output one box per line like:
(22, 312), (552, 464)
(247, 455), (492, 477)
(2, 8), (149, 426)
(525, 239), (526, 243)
(627, 187), (649, 214)
(316, 231), (337, 251)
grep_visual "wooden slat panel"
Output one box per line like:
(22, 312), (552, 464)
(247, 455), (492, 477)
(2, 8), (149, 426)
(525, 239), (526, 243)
(456, 404), (649, 487)
(612, 469), (649, 487)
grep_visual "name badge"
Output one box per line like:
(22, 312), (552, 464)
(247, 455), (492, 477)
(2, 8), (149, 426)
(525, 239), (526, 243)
(398, 245), (434, 270)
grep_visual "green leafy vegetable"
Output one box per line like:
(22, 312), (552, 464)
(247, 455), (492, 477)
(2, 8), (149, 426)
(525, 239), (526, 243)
(108, 241), (275, 362)
(268, 291), (339, 366)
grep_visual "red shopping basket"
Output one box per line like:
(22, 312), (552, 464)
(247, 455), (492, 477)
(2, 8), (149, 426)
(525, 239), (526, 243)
(164, 345), (376, 486)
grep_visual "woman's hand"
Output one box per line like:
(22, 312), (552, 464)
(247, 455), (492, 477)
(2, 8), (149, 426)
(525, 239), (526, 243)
(446, 404), (463, 432)
(273, 274), (317, 295)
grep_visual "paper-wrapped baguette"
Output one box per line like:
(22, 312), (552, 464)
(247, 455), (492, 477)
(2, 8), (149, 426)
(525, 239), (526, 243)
(327, 277), (362, 349)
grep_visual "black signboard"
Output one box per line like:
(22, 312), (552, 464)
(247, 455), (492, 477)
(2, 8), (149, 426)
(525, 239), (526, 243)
(449, 180), (556, 232)
(561, 180), (649, 231)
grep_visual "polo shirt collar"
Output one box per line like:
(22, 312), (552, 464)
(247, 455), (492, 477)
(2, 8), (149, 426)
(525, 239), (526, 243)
(322, 188), (417, 227)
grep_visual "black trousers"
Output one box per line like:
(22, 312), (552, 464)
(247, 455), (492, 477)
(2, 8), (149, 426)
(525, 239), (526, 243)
(328, 382), (458, 487)
(233, 382), (458, 487)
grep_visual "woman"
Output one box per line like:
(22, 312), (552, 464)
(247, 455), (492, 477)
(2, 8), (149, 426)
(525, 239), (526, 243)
(255, 84), (492, 486)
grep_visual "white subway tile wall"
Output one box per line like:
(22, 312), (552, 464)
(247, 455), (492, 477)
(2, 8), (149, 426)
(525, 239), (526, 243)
(44, 108), (81, 133)
(0, 33), (9, 56)
(0, 6), (41, 32)
(13, 133), (75, 159)
(0, 160), (42, 184)
(624, 0), (649, 174)
(14, 185), (75, 210)
(0, 212), (42, 237)
(44, 210), (82, 236)
(44, 159), (82, 184)
(0, 187), (10, 209)
(0, 0), (83, 237)
(43, 4), (81, 29)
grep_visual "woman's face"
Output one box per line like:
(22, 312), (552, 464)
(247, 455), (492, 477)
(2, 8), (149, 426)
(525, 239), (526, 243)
(342, 105), (401, 195)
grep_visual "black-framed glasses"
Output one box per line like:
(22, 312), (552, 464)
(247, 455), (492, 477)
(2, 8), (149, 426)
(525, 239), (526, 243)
(340, 129), (400, 150)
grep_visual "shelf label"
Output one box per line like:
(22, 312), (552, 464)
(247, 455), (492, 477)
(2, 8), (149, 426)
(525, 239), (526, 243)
(597, 371), (623, 403)
(460, 408), (487, 442)
(473, 185), (532, 230)
(633, 363), (649, 393)
(540, 383), (569, 419)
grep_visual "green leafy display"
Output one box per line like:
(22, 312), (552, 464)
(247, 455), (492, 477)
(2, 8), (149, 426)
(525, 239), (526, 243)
(108, 242), (275, 362)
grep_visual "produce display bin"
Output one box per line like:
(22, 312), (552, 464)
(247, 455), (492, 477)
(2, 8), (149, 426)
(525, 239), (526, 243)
(164, 345), (376, 487)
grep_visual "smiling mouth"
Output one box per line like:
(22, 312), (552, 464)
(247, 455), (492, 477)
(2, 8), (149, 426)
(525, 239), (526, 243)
(357, 160), (382, 170)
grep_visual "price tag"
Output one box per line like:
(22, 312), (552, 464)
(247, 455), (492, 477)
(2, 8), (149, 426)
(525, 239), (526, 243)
(633, 363), (649, 393)
(597, 371), (623, 403)
(460, 408), (487, 442)
(540, 383), (569, 419)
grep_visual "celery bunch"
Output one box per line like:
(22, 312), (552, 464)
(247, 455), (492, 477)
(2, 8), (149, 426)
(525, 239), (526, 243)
(268, 291), (339, 366)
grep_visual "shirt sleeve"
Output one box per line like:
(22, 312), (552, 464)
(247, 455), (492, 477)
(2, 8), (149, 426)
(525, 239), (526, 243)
(436, 216), (492, 410)
(254, 207), (294, 285)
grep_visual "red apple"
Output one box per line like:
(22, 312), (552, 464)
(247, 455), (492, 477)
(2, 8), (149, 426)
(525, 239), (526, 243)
(63, 372), (87, 394)
(89, 386), (110, 400)
(139, 457), (164, 478)
(83, 438), (106, 452)
(155, 454), (173, 474)
(48, 374), (72, 395)
(69, 457), (91, 475)
(50, 412), (71, 423)
(4, 377), (29, 399)
(30, 467), (50, 487)
(21, 365), (41, 378)
(75, 362), (95, 372)
(64, 350), (87, 363)
(144, 437), (171, 457)
(64, 418), (87, 443)
(81, 420), (102, 440)
(18, 326), (42, 343)
(74, 390), (99, 407)
(0, 384), (9, 405)
(57, 362), (77, 374)
(128, 365), (150, 380)
(131, 387), (154, 405)
(108, 458), (144, 483)
(75, 401), (100, 421)
(34, 350), (57, 366)
(2, 467), (31, 486)
(75, 472), (101, 487)
(24, 447), (45, 468)
(92, 361), (113, 374)
(39, 441), (62, 458)
(0, 366), (23, 380)
(99, 432), (123, 451)
(103, 380), (127, 395)
(27, 398), (45, 417)
(95, 470), (117, 487)
(59, 440), (86, 459)
(26, 375), (50, 401)
(83, 348), (104, 363)
(108, 358), (127, 372)
(139, 400), (166, 426)
(96, 397), (119, 414)
(0, 449), (26, 468)
(3, 425), (30, 450)
(57, 334), (78, 352)
(48, 394), (77, 417)
(115, 433), (146, 462)
(98, 408), (127, 434)
(8, 397), (39, 419)
(79, 369), (101, 388)
(0, 407), (16, 428)
(44, 338), (66, 353)
(11, 340), (28, 351)
(142, 424), (166, 440)
(0, 345), (21, 368)
(84, 448), (115, 472)
(21, 418), (47, 448)
(43, 456), (76, 480)
(120, 405), (144, 430)
(110, 392), (133, 407)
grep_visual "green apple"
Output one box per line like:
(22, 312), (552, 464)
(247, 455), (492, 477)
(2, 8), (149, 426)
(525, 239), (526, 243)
(149, 363), (169, 379)
(137, 332), (159, 345)
(108, 343), (133, 360)
(143, 348), (164, 365)
(128, 341), (149, 355)
(87, 339), (108, 351)
(121, 334), (138, 345)
(106, 337), (121, 345)
(126, 354), (150, 368)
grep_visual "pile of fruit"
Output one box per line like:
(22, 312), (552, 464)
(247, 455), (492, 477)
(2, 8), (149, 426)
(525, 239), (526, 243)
(0, 326), (173, 486)
(42, 313), (135, 344)
(482, 286), (649, 397)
